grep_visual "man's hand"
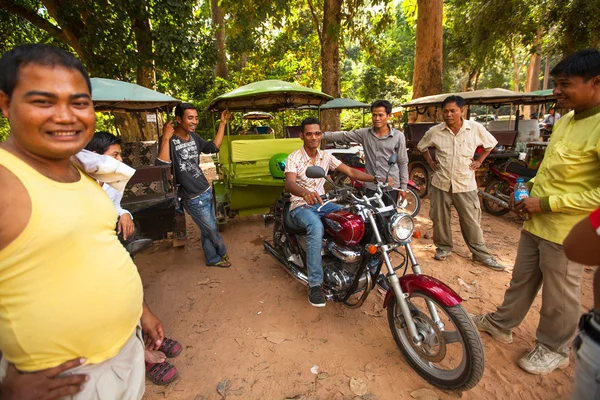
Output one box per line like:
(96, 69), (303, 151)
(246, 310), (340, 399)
(428, 161), (440, 172)
(220, 110), (231, 124)
(515, 197), (543, 214)
(397, 190), (407, 204)
(162, 121), (174, 140)
(117, 213), (135, 240)
(302, 191), (323, 206)
(386, 177), (394, 187)
(469, 160), (482, 170)
(0, 358), (88, 400)
(141, 308), (165, 350)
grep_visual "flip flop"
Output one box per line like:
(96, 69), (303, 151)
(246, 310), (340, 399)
(207, 259), (231, 268)
(158, 337), (182, 358)
(146, 361), (178, 385)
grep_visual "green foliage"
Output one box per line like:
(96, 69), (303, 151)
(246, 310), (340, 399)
(544, 0), (600, 54)
(0, 117), (8, 142)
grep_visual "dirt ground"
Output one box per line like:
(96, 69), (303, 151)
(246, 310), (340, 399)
(139, 167), (594, 400)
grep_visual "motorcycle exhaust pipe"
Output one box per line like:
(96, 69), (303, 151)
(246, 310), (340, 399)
(478, 189), (509, 209)
(263, 241), (309, 286)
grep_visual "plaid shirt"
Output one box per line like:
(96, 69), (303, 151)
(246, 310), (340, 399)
(285, 146), (341, 210)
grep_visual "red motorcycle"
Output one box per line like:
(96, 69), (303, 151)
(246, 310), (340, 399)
(263, 157), (484, 391)
(479, 159), (537, 216)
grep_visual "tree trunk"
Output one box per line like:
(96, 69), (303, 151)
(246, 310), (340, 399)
(523, 50), (541, 119)
(113, 112), (162, 143)
(320, 0), (343, 132)
(211, 0), (228, 79)
(132, 12), (156, 89)
(411, 0), (443, 122)
(523, 28), (543, 119)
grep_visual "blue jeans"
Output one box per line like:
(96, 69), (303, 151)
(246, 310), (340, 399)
(290, 202), (342, 287)
(183, 190), (227, 265)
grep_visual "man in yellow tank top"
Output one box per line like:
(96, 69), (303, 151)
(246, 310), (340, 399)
(0, 44), (161, 399)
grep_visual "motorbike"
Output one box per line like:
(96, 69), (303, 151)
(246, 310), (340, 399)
(262, 155), (485, 391)
(324, 143), (422, 217)
(479, 159), (537, 216)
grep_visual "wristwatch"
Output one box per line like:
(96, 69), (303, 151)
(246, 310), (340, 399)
(373, 175), (380, 184)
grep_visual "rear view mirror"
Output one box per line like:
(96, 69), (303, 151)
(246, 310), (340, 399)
(306, 166), (326, 179)
(388, 154), (398, 165)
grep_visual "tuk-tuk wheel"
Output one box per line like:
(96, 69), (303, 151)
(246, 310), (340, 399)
(409, 163), (430, 198)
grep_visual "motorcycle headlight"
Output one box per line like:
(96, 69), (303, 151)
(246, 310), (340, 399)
(388, 213), (414, 243)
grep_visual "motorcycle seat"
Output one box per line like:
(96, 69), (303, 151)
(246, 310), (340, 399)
(283, 201), (306, 234)
(506, 162), (537, 179)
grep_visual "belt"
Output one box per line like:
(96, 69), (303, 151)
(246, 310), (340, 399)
(187, 187), (211, 201)
(579, 311), (600, 345)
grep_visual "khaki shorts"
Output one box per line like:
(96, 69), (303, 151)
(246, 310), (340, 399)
(0, 326), (145, 400)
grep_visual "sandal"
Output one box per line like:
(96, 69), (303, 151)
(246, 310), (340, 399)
(158, 337), (182, 358)
(146, 361), (178, 385)
(207, 258), (231, 268)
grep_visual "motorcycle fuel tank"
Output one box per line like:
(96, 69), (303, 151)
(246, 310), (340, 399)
(322, 210), (365, 246)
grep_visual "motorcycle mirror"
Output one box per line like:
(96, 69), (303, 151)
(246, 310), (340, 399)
(306, 166), (326, 179)
(388, 154), (398, 165)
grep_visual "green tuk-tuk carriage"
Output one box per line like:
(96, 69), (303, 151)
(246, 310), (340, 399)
(206, 79), (332, 228)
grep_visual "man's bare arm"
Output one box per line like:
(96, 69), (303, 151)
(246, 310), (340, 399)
(284, 172), (323, 205)
(212, 110), (231, 150)
(156, 121), (174, 163)
(564, 215), (600, 312)
(0, 165), (31, 252)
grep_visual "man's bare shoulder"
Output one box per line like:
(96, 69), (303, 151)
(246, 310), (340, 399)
(0, 163), (32, 251)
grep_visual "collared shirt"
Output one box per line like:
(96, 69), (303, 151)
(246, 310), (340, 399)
(524, 104), (600, 244)
(323, 125), (408, 191)
(417, 120), (498, 193)
(285, 147), (341, 210)
(543, 113), (561, 126)
(102, 183), (132, 219)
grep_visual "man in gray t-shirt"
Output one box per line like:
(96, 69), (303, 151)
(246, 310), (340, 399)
(323, 99), (409, 203)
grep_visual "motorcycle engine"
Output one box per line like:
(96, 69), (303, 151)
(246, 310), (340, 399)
(322, 239), (363, 291)
(323, 260), (356, 291)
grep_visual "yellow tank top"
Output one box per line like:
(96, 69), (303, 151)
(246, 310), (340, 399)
(0, 149), (143, 371)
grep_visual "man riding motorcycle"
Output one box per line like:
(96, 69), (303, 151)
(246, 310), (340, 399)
(285, 117), (386, 307)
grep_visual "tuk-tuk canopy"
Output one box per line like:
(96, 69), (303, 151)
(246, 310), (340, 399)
(242, 111), (274, 120)
(320, 98), (370, 110)
(401, 88), (529, 108)
(91, 78), (181, 112)
(207, 79), (332, 112)
(523, 89), (557, 104)
(401, 88), (557, 108)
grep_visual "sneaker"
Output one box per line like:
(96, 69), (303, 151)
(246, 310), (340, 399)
(517, 343), (569, 375)
(470, 314), (513, 344)
(474, 256), (506, 271)
(434, 249), (452, 261)
(308, 286), (326, 308)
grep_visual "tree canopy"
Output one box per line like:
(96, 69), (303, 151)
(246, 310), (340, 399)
(0, 0), (598, 140)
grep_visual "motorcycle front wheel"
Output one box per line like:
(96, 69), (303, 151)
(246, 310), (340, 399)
(387, 292), (485, 391)
(397, 186), (421, 218)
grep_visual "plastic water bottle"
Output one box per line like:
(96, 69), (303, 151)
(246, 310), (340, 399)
(514, 178), (529, 220)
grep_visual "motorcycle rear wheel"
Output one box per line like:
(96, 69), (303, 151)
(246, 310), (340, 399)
(387, 292), (485, 391)
(482, 179), (511, 216)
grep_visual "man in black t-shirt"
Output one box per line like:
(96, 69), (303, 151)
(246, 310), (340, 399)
(157, 103), (231, 267)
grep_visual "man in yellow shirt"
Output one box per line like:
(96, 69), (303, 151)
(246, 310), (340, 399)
(472, 48), (600, 375)
(0, 44), (163, 398)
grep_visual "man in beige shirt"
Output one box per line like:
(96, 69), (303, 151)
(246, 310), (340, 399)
(417, 95), (504, 270)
